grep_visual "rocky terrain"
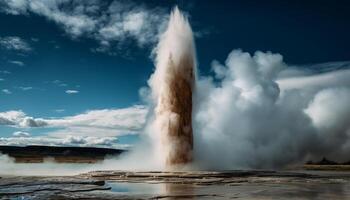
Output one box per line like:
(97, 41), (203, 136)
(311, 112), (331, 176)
(1, 170), (350, 199)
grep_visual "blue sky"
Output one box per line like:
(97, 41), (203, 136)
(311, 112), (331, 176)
(0, 0), (349, 148)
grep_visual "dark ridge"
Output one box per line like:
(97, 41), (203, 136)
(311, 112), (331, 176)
(306, 157), (348, 165)
(0, 145), (125, 163)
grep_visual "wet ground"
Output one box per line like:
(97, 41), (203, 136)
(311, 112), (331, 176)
(1, 170), (350, 199)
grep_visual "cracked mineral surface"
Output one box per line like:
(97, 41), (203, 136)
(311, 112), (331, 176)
(1, 170), (350, 199)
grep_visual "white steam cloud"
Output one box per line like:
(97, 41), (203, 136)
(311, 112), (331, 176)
(193, 50), (350, 169)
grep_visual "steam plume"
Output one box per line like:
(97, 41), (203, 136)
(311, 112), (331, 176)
(148, 7), (196, 168)
(192, 50), (350, 169)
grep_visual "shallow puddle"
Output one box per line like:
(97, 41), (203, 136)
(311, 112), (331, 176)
(107, 181), (350, 199)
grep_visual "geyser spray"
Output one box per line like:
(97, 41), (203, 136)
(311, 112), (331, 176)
(149, 7), (196, 169)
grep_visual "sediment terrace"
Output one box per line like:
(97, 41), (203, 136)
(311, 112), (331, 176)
(1, 170), (350, 199)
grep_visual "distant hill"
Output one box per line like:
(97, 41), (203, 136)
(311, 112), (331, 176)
(306, 157), (348, 165)
(0, 145), (125, 163)
(304, 157), (350, 171)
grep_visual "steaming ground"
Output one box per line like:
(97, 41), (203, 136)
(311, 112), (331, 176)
(1, 8), (350, 175)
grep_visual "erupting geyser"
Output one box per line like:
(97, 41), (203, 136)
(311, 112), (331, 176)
(149, 7), (196, 168)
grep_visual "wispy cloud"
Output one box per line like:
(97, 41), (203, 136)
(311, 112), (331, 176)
(31, 37), (39, 42)
(52, 80), (68, 87)
(12, 131), (30, 137)
(16, 86), (33, 91)
(0, 36), (31, 52)
(65, 89), (79, 94)
(0, 105), (147, 136)
(0, 0), (168, 54)
(0, 78), (4, 81)
(0, 70), (11, 74)
(8, 60), (24, 66)
(2, 89), (12, 94)
(54, 109), (65, 113)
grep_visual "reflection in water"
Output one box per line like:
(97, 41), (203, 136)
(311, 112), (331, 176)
(107, 181), (350, 199)
(108, 182), (163, 194)
(164, 183), (194, 199)
(108, 182), (195, 198)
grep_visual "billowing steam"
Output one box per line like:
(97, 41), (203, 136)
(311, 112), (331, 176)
(192, 50), (350, 169)
(1, 7), (350, 176)
(148, 7), (195, 169)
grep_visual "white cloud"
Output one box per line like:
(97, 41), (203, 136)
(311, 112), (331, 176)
(0, 70), (11, 74)
(0, 106), (147, 136)
(0, 110), (47, 127)
(0, 0), (168, 54)
(47, 127), (124, 138)
(0, 135), (127, 149)
(31, 37), (39, 42)
(8, 60), (24, 66)
(46, 105), (147, 132)
(12, 131), (30, 137)
(0, 36), (31, 52)
(2, 89), (12, 94)
(52, 80), (61, 84)
(16, 86), (33, 91)
(65, 89), (79, 94)
(54, 109), (65, 113)
(0, 78), (4, 81)
(52, 80), (68, 87)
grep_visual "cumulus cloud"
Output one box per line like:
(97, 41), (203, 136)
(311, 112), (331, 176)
(191, 50), (350, 169)
(0, 36), (31, 52)
(0, 106), (147, 136)
(65, 89), (79, 94)
(0, 110), (47, 127)
(0, 0), (168, 53)
(0, 135), (126, 149)
(0, 106), (146, 149)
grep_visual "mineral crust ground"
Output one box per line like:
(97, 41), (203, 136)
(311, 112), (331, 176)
(1, 170), (350, 199)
